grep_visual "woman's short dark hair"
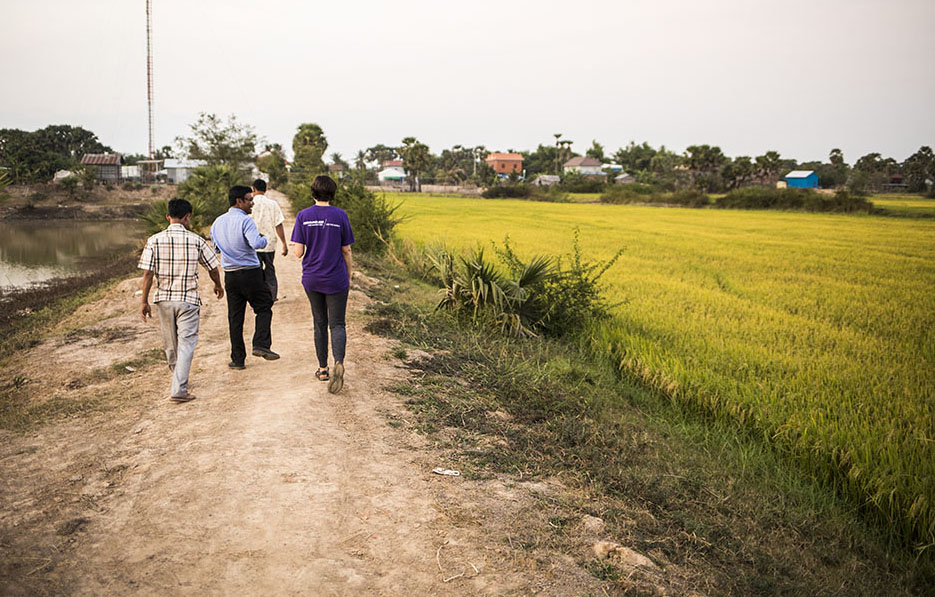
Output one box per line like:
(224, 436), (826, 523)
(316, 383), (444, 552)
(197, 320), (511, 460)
(252, 178), (267, 192)
(167, 198), (193, 219)
(310, 175), (337, 202)
(228, 185), (252, 206)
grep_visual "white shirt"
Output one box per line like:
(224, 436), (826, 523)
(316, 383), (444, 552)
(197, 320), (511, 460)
(249, 194), (285, 253)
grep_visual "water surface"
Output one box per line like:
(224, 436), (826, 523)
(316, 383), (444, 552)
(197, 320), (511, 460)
(0, 219), (144, 291)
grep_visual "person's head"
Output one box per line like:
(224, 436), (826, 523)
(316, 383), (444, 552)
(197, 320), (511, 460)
(252, 178), (267, 194)
(310, 175), (337, 203)
(229, 185), (254, 213)
(166, 198), (193, 228)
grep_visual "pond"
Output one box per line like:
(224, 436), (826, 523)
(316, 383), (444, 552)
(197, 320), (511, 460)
(0, 219), (145, 292)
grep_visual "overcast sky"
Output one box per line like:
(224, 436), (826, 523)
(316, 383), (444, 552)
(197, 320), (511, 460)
(2, 0), (933, 164)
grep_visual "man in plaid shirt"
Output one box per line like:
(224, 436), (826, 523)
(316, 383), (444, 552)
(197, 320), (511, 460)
(139, 198), (224, 403)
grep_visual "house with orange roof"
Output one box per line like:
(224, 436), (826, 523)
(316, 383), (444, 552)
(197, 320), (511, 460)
(485, 152), (523, 176)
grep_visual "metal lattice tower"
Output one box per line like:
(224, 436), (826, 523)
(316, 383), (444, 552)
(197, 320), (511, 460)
(146, 0), (154, 159)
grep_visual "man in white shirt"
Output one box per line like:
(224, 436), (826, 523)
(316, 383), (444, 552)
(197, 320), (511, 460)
(249, 178), (289, 300)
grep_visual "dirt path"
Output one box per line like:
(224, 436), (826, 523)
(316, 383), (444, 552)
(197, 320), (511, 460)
(0, 191), (607, 596)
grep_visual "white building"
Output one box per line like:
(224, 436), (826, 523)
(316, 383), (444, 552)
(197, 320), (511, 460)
(563, 156), (604, 176)
(164, 159), (207, 185)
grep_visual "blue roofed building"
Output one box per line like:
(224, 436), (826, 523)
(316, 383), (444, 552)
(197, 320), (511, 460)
(782, 170), (819, 188)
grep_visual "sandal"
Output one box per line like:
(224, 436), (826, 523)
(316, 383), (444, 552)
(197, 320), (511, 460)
(316, 368), (329, 381)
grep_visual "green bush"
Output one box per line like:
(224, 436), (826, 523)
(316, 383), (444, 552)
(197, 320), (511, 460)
(482, 181), (533, 198)
(716, 187), (873, 213)
(482, 182), (570, 202)
(600, 186), (710, 207)
(140, 164), (245, 235)
(559, 170), (606, 193)
(428, 233), (621, 338)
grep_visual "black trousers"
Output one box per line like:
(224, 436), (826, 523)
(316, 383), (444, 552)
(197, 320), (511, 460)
(224, 267), (274, 364)
(305, 289), (348, 369)
(257, 251), (278, 300)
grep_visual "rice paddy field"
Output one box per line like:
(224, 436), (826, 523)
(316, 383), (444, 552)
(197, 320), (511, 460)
(387, 192), (935, 548)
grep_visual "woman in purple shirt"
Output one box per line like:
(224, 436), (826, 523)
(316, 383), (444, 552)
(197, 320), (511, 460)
(290, 175), (355, 393)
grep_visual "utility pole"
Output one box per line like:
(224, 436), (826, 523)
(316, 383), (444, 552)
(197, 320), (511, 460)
(146, 0), (154, 159)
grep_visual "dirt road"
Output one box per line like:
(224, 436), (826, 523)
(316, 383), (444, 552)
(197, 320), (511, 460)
(0, 191), (606, 595)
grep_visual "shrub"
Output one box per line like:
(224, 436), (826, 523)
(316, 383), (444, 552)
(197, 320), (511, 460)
(716, 187), (873, 213)
(430, 232), (621, 338)
(483, 182), (570, 202)
(667, 189), (711, 207)
(140, 164), (245, 235)
(559, 170), (606, 193)
(482, 181), (533, 198)
(600, 186), (710, 207)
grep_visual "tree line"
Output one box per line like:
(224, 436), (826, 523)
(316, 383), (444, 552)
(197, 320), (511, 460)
(2, 118), (933, 196)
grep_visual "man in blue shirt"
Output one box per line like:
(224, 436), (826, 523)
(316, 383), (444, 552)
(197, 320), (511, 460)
(210, 185), (280, 368)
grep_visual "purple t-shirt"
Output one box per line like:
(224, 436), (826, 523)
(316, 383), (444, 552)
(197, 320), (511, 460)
(291, 205), (355, 294)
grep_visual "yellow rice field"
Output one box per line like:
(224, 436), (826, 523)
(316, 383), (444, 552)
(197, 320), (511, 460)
(388, 193), (935, 546)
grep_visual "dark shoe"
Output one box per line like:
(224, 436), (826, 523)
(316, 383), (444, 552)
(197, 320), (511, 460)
(328, 362), (344, 394)
(315, 368), (329, 381)
(228, 361), (246, 370)
(252, 347), (280, 360)
(170, 394), (196, 403)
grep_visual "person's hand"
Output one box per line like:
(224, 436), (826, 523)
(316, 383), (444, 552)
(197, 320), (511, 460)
(214, 284), (224, 300)
(281, 246), (289, 257)
(140, 302), (152, 323)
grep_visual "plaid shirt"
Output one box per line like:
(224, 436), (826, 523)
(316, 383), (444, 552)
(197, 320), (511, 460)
(139, 223), (219, 306)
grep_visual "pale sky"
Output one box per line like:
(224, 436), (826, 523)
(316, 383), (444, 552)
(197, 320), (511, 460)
(2, 0), (933, 164)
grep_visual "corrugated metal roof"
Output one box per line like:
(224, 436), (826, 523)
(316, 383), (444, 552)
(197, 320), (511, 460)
(80, 153), (121, 166)
(164, 159), (207, 169)
(784, 170), (816, 178)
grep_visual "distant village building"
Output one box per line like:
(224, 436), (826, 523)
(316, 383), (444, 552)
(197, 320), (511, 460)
(329, 163), (345, 180)
(782, 170), (819, 188)
(377, 160), (406, 183)
(614, 172), (636, 184)
(121, 165), (141, 181)
(80, 153), (122, 182)
(164, 159), (207, 185)
(531, 174), (560, 186)
(485, 153), (524, 176)
(563, 156), (604, 176)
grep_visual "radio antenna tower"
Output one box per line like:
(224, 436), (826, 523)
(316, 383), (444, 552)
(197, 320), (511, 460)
(146, 0), (155, 158)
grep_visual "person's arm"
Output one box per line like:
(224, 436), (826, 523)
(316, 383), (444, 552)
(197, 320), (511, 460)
(140, 270), (154, 322)
(342, 245), (353, 282)
(276, 223), (288, 256)
(292, 242), (305, 258)
(243, 218), (268, 250)
(208, 267), (224, 299)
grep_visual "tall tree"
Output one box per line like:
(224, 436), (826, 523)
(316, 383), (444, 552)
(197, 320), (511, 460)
(365, 144), (399, 168)
(292, 123), (328, 173)
(613, 141), (657, 173)
(177, 113), (257, 166)
(685, 144), (727, 192)
(902, 146), (935, 193)
(398, 137), (432, 192)
(586, 140), (605, 162)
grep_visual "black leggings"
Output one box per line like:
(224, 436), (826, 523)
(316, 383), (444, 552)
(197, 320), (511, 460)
(305, 289), (348, 368)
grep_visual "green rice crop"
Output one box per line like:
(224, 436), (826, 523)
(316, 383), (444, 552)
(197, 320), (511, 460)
(389, 193), (935, 548)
